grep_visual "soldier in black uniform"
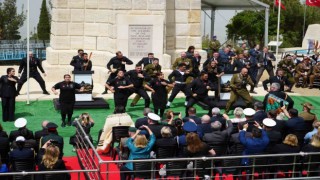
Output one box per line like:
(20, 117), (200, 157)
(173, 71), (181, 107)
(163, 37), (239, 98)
(105, 70), (134, 112)
(102, 51), (133, 94)
(17, 52), (50, 95)
(81, 53), (92, 71)
(0, 68), (19, 122)
(166, 63), (191, 108)
(125, 64), (151, 108)
(52, 74), (84, 127)
(70, 49), (84, 71)
(145, 72), (173, 117)
(137, 53), (154, 67)
(186, 72), (215, 116)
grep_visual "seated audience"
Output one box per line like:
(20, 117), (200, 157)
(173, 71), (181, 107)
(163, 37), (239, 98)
(230, 107), (246, 123)
(0, 159), (8, 173)
(184, 132), (215, 157)
(239, 122), (269, 165)
(243, 108), (256, 132)
(34, 120), (50, 150)
(302, 128), (320, 153)
(210, 107), (227, 129)
(37, 140), (70, 180)
(299, 102), (318, 132)
(41, 123), (64, 158)
(284, 108), (306, 135)
(202, 119), (233, 145)
(271, 134), (300, 154)
(305, 121), (320, 144)
(0, 124), (8, 138)
(229, 121), (252, 155)
(183, 107), (201, 124)
(9, 136), (35, 162)
(263, 118), (282, 153)
(135, 108), (152, 129)
(9, 118), (34, 142)
(198, 115), (213, 134)
(155, 126), (177, 148)
(253, 102), (268, 124)
(120, 125), (155, 180)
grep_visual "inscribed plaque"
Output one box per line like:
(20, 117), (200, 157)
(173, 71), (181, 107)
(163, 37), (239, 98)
(128, 25), (153, 57)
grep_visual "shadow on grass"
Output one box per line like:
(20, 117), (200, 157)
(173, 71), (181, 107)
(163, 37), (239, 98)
(15, 112), (33, 118)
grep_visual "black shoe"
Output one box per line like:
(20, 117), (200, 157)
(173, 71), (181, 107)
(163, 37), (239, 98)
(43, 91), (50, 95)
(102, 90), (108, 94)
(130, 103), (135, 107)
(166, 105), (170, 109)
(249, 90), (257, 94)
(67, 121), (71, 126)
(61, 122), (66, 127)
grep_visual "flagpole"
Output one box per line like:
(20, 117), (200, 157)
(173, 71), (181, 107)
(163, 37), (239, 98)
(302, 1), (307, 40)
(26, 0), (30, 105)
(275, 0), (281, 71)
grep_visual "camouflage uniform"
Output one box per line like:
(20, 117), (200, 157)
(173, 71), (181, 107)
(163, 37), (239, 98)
(225, 73), (254, 113)
(294, 62), (311, 88)
(277, 59), (295, 86)
(309, 63), (320, 88)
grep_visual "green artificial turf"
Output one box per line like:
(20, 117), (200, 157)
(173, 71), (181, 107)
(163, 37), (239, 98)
(1, 96), (320, 156)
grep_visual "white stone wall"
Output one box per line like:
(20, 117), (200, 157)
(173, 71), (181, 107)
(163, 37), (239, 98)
(47, 0), (204, 82)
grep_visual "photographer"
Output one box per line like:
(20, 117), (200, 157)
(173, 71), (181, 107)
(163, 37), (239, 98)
(69, 113), (95, 149)
(37, 140), (70, 180)
(225, 68), (254, 114)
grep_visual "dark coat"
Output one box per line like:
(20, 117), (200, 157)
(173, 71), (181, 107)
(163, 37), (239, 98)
(262, 76), (291, 92)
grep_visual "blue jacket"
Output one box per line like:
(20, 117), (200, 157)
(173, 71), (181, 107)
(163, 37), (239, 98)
(285, 116), (306, 134)
(239, 130), (269, 165)
(125, 134), (156, 170)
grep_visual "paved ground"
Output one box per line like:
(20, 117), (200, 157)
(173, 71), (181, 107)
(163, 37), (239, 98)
(1, 65), (319, 103)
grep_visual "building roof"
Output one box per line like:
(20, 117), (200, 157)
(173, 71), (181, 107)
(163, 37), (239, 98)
(202, 0), (269, 10)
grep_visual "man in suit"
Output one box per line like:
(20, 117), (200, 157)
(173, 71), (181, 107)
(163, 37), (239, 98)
(191, 51), (201, 76)
(202, 119), (233, 145)
(17, 51), (50, 95)
(285, 109), (306, 135)
(218, 46), (236, 73)
(70, 49), (84, 71)
(203, 52), (220, 68)
(249, 44), (260, 87)
(263, 69), (292, 92)
(252, 102), (268, 124)
(198, 115), (213, 134)
(256, 47), (276, 84)
(9, 136), (34, 161)
(135, 108), (152, 129)
(137, 53), (154, 68)
(183, 107), (201, 124)
(34, 120), (50, 150)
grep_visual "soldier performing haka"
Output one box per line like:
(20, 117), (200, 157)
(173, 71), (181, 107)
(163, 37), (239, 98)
(70, 49), (84, 71)
(309, 60), (320, 89)
(81, 53), (92, 71)
(103, 51), (133, 94)
(130, 58), (161, 107)
(17, 51), (50, 95)
(105, 70), (134, 112)
(294, 57), (311, 88)
(166, 63), (191, 108)
(186, 72), (215, 116)
(225, 68), (254, 114)
(125, 64), (151, 108)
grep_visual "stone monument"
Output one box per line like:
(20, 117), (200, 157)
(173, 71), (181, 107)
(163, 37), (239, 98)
(45, 0), (205, 83)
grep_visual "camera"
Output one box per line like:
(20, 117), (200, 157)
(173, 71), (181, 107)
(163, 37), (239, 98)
(138, 126), (145, 130)
(50, 140), (59, 145)
(173, 112), (180, 115)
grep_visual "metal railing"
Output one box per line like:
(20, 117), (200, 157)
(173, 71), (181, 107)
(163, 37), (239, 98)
(99, 152), (320, 180)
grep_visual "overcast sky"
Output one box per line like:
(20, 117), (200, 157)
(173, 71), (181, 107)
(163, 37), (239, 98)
(14, 0), (234, 42)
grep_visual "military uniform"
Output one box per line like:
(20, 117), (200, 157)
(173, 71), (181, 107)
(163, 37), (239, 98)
(144, 64), (162, 78)
(294, 62), (311, 87)
(225, 73), (254, 113)
(107, 76), (133, 110)
(309, 63), (320, 88)
(70, 55), (83, 71)
(0, 75), (19, 122)
(172, 57), (193, 73)
(209, 39), (221, 55)
(277, 59), (295, 85)
(299, 112), (317, 122)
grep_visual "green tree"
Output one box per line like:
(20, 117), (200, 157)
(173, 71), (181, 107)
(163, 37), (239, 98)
(0, 0), (26, 40)
(37, 0), (51, 45)
(226, 0), (320, 48)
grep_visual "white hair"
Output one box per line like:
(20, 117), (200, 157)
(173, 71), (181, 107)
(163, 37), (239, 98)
(271, 83), (280, 91)
(211, 107), (221, 115)
(233, 107), (244, 117)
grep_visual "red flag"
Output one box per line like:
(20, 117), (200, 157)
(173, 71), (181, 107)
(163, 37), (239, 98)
(275, 0), (286, 10)
(306, 0), (320, 7)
